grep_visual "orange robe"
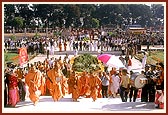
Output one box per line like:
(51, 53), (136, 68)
(78, 73), (89, 96)
(64, 42), (67, 51)
(47, 69), (63, 101)
(97, 76), (102, 98)
(40, 73), (46, 96)
(67, 73), (79, 101)
(88, 74), (101, 101)
(59, 42), (62, 52)
(60, 73), (68, 96)
(25, 69), (42, 105)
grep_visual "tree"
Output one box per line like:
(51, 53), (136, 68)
(3, 3), (164, 30)
(151, 4), (164, 28)
(63, 5), (80, 28)
(15, 4), (34, 28)
(91, 18), (100, 28)
(4, 4), (16, 27)
(12, 17), (24, 30)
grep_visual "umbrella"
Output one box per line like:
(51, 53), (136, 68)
(97, 54), (112, 63)
(97, 54), (125, 69)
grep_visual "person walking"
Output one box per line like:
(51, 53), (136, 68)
(88, 72), (102, 101)
(100, 72), (110, 98)
(142, 52), (147, 69)
(109, 70), (120, 98)
(47, 62), (63, 102)
(129, 71), (138, 102)
(7, 69), (20, 107)
(119, 69), (130, 102)
(25, 64), (42, 105)
(67, 71), (80, 102)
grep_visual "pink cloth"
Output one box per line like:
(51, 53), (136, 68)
(155, 90), (164, 109)
(8, 88), (19, 107)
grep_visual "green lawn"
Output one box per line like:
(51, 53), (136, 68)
(4, 51), (38, 68)
(4, 52), (19, 64)
(135, 51), (164, 65)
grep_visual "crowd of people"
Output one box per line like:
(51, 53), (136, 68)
(4, 53), (164, 109)
(4, 28), (164, 56)
(4, 27), (164, 109)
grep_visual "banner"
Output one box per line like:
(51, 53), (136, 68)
(19, 47), (28, 67)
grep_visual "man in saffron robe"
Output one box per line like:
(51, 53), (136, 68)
(78, 71), (89, 96)
(40, 71), (46, 96)
(25, 64), (42, 105)
(59, 41), (62, 52)
(88, 72), (101, 101)
(64, 40), (67, 51)
(67, 71), (79, 101)
(47, 62), (63, 101)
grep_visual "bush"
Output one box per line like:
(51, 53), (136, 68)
(72, 53), (101, 73)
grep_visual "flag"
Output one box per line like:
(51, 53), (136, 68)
(19, 47), (28, 67)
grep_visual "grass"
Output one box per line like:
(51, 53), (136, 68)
(4, 52), (19, 64)
(135, 51), (164, 65)
(4, 51), (38, 68)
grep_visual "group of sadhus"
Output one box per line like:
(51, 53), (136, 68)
(67, 71), (102, 102)
(6, 56), (106, 106)
(25, 61), (103, 105)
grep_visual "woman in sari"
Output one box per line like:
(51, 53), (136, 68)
(8, 69), (20, 107)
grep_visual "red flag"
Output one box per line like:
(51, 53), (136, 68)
(19, 47), (28, 66)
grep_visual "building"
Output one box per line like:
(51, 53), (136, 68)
(126, 25), (146, 34)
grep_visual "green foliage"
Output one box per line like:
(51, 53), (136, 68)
(72, 53), (100, 73)
(91, 18), (100, 28)
(4, 4), (163, 29)
(13, 17), (24, 28)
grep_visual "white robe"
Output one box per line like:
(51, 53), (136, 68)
(142, 55), (147, 68)
(110, 75), (120, 94)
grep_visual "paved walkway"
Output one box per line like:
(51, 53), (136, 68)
(3, 94), (165, 113)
